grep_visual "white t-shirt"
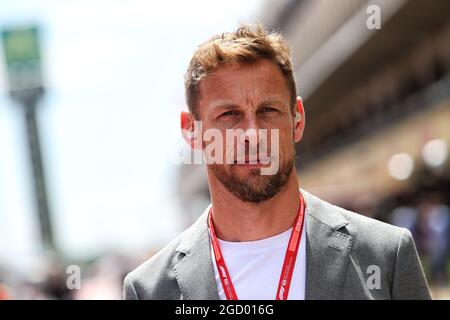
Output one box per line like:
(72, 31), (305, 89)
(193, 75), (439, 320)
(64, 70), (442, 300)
(210, 215), (307, 300)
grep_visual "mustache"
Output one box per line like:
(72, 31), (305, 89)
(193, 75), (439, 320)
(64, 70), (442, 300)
(233, 155), (273, 164)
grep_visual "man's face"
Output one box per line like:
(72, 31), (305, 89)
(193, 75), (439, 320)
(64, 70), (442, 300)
(196, 59), (298, 202)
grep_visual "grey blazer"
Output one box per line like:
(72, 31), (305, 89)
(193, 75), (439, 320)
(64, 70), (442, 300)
(123, 190), (431, 300)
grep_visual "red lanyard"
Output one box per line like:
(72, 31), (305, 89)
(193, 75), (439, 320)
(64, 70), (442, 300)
(208, 192), (306, 300)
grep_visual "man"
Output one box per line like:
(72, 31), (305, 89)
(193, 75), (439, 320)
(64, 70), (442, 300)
(123, 25), (431, 300)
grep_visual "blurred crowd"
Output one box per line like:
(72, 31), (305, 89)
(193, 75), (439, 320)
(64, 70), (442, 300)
(0, 252), (149, 300)
(390, 192), (450, 288)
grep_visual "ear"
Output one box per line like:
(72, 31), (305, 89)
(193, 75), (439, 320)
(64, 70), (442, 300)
(294, 96), (305, 143)
(180, 111), (202, 149)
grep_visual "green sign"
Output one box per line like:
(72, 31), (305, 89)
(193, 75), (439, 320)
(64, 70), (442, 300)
(2, 27), (40, 65)
(1, 26), (43, 92)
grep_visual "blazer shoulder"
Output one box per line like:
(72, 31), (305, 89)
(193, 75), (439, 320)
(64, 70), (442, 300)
(336, 205), (405, 251)
(335, 205), (430, 299)
(338, 205), (402, 231)
(123, 211), (209, 299)
(123, 233), (183, 299)
(335, 206), (411, 264)
(303, 189), (404, 249)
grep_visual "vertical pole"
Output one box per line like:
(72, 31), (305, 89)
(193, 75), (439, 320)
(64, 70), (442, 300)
(23, 98), (54, 251)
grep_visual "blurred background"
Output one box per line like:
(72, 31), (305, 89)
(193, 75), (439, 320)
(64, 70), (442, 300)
(0, 0), (449, 299)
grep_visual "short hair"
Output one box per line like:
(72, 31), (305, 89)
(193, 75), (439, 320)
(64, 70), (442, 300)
(184, 24), (297, 119)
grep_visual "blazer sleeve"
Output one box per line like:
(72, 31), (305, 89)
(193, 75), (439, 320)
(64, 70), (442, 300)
(391, 228), (432, 300)
(123, 274), (139, 300)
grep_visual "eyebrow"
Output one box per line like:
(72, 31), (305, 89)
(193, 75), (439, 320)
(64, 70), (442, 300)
(209, 100), (239, 110)
(210, 98), (287, 111)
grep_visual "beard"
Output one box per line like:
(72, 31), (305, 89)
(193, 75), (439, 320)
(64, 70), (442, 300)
(209, 149), (295, 203)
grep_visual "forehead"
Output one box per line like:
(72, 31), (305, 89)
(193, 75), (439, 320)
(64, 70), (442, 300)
(197, 59), (290, 109)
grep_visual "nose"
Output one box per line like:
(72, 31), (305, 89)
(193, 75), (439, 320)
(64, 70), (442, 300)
(239, 115), (268, 161)
(241, 115), (260, 143)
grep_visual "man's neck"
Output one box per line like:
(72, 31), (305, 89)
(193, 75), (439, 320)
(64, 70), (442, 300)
(207, 170), (301, 242)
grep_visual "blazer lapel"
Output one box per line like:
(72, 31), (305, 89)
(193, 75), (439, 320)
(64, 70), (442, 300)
(174, 208), (220, 300)
(302, 190), (353, 300)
